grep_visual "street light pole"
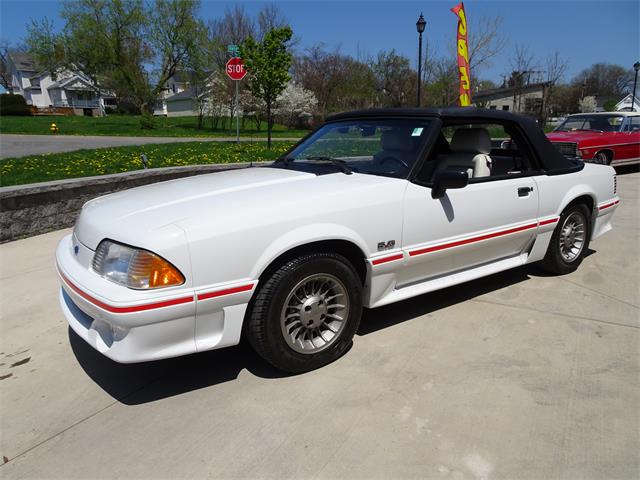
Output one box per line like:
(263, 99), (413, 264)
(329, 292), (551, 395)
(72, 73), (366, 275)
(632, 61), (640, 112)
(416, 13), (426, 107)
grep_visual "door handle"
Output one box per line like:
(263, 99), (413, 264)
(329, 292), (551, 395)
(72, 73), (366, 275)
(518, 186), (533, 197)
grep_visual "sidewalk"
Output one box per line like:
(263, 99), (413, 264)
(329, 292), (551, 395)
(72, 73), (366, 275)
(0, 134), (301, 159)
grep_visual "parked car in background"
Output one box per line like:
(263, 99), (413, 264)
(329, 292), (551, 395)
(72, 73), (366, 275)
(547, 112), (640, 166)
(56, 108), (620, 373)
(546, 116), (566, 128)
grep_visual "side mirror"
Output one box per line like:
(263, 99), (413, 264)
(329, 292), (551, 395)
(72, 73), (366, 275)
(431, 169), (469, 199)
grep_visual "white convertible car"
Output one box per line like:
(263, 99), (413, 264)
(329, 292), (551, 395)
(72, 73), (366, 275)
(56, 108), (619, 372)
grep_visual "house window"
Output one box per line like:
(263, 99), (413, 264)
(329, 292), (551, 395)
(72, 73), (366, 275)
(489, 105), (497, 110)
(502, 105), (509, 111)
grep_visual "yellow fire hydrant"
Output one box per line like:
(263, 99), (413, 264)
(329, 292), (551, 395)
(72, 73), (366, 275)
(50, 123), (59, 134)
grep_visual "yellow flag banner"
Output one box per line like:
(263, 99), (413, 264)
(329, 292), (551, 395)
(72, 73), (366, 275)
(451, 2), (471, 106)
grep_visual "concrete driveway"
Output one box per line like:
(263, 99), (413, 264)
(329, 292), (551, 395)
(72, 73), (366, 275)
(1, 170), (638, 479)
(0, 134), (301, 159)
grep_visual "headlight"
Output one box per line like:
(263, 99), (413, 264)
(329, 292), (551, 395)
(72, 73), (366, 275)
(92, 240), (185, 289)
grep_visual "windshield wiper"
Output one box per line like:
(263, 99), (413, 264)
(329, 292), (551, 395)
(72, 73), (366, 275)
(298, 156), (354, 175)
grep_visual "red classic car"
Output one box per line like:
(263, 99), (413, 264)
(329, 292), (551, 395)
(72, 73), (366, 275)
(547, 112), (640, 166)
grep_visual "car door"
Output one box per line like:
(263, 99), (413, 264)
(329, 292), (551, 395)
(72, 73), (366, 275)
(397, 121), (540, 287)
(617, 116), (640, 163)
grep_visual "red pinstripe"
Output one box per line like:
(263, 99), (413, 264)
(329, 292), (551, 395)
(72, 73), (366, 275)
(409, 222), (539, 257)
(371, 253), (404, 266)
(60, 272), (194, 314)
(538, 217), (559, 226)
(598, 200), (620, 211)
(197, 284), (254, 301)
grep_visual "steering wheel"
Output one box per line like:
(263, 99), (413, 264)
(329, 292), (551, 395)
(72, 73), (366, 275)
(379, 156), (409, 169)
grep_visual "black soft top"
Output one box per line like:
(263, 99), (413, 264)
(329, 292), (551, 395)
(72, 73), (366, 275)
(326, 107), (582, 174)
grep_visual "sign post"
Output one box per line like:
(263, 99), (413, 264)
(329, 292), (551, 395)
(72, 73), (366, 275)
(225, 56), (247, 143)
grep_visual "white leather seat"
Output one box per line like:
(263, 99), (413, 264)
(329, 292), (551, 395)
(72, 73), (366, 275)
(438, 128), (493, 178)
(373, 129), (416, 166)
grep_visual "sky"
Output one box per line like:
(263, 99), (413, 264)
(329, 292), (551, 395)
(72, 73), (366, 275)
(1, 0), (639, 84)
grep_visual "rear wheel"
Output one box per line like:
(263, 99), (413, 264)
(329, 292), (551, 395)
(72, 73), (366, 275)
(245, 252), (362, 373)
(592, 150), (612, 165)
(539, 203), (591, 275)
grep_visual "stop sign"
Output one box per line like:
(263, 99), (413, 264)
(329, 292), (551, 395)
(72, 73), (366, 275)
(226, 57), (247, 81)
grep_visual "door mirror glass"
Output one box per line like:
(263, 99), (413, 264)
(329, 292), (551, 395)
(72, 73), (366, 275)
(432, 169), (469, 199)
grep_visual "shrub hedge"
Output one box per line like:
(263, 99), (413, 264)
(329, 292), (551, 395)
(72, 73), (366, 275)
(0, 93), (31, 116)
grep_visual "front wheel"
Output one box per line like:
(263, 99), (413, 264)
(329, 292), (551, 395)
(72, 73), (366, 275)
(539, 204), (591, 275)
(245, 252), (363, 373)
(592, 151), (612, 165)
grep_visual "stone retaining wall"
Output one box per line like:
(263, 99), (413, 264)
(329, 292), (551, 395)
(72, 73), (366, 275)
(0, 162), (266, 243)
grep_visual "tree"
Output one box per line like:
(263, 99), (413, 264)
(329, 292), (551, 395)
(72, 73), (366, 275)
(146, 0), (204, 112)
(0, 41), (13, 92)
(209, 4), (254, 70)
(241, 26), (293, 148)
(183, 21), (216, 129)
(257, 4), (288, 39)
(60, 0), (148, 110)
(572, 63), (634, 98)
(274, 81), (317, 128)
(430, 58), (459, 107)
(26, 0), (204, 117)
(579, 96), (597, 113)
(509, 44), (539, 79)
(545, 50), (568, 86)
(25, 18), (66, 79)
(468, 16), (507, 75)
(371, 50), (416, 107)
(292, 46), (375, 114)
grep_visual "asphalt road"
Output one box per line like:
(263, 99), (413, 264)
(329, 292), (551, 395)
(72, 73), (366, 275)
(0, 170), (638, 479)
(0, 134), (301, 159)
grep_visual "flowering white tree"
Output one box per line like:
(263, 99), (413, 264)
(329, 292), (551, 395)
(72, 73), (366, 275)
(579, 96), (597, 113)
(274, 81), (318, 128)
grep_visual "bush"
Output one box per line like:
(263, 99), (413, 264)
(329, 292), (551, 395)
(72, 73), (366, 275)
(139, 111), (155, 129)
(0, 94), (31, 116)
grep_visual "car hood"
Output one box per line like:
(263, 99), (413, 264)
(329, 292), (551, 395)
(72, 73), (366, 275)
(546, 131), (606, 144)
(74, 166), (400, 251)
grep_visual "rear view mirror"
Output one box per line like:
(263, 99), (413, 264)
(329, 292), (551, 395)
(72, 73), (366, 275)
(431, 169), (469, 199)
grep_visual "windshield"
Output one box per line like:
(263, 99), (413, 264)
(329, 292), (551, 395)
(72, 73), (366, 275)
(275, 119), (434, 178)
(555, 115), (624, 132)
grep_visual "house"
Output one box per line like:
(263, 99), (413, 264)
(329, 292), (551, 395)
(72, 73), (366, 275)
(615, 93), (640, 112)
(154, 71), (194, 115)
(473, 81), (550, 118)
(165, 88), (198, 116)
(1, 50), (115, 116)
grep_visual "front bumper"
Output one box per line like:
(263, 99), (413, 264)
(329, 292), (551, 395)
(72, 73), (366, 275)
(56, 234), (257, 363)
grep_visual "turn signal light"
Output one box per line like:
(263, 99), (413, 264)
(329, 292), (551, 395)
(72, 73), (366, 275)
(93, 240), (185, 289)
(129, 251), (185, 289)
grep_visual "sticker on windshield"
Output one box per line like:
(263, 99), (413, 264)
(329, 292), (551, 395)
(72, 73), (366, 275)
(411, 127), (424, 136)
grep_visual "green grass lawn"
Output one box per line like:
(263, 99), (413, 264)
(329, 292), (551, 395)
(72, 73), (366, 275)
(0, 114), (308, 138)
(0, 141), (295, 186)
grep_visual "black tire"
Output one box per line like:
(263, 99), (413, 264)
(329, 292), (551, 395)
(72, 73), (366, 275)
(539, 203), (591, 275)
(593, 150), (612, 165)
(245, 252), (363, 373)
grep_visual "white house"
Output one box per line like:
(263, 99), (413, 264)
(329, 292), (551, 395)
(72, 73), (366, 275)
(154, 71), (193, 115)
(1, 50), (115, 116)
(615, 94), (640, 112)
(473, 82), (549, 116)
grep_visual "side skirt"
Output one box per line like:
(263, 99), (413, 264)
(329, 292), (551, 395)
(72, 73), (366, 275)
(368, 253), (528, 309)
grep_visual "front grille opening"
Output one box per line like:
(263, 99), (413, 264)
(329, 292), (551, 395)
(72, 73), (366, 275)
(552, 142), (578, 158)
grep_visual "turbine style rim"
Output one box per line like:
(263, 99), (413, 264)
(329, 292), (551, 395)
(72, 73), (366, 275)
(280, 273), (350, 354)
(559, 211), (586, 262)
